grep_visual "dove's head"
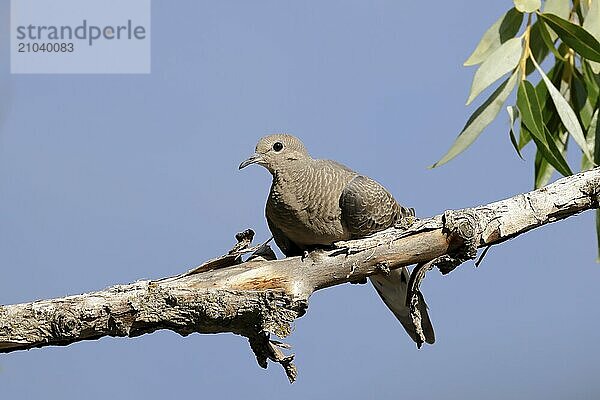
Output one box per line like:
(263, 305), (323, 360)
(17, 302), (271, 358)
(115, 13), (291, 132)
(239, 134), (310, 173)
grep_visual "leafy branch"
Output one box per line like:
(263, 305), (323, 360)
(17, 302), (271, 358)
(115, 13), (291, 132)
(432, 0), (600, 257)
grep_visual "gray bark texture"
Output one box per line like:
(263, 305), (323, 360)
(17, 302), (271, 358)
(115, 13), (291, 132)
(1, 167), (599, 382)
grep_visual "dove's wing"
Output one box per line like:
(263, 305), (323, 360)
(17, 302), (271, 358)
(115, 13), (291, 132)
(339, 175), (413, 237)
(340, 175), (434, 346)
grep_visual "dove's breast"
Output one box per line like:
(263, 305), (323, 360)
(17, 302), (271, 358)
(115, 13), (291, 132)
(266, 159), (356, 247)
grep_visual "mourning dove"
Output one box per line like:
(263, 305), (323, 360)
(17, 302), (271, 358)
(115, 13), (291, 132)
(239, 134), (434, 346)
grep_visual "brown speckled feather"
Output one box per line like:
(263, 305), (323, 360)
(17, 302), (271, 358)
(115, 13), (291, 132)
(266, 159), (356, 252)
(241, 134), (434, 346)
(340, 175), (413, 238)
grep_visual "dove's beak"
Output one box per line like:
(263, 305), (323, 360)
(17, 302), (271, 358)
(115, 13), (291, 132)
(239, 153), (262, 170)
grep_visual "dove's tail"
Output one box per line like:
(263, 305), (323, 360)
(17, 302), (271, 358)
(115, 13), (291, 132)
(370, 267), (435, 347)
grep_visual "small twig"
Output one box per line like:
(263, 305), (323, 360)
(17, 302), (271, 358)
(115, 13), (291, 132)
(249, 333), (297, 383)
(267, 340), (297, 383)
(154, 231), (277, 283)
(247, 238), (277, 261)
(405, 260), (436, 346)
(475, 245), (492, 268)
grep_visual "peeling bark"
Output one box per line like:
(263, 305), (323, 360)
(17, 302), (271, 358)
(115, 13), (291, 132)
(1, 167), (598, 382)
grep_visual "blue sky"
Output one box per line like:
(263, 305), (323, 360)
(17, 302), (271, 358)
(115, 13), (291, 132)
(1, 1), (599, 399)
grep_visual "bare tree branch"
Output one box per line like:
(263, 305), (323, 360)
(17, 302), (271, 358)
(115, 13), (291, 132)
(1, 167), (598, 382)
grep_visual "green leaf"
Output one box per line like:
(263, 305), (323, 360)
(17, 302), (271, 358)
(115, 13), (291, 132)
(537, 17), (567, 60)
(543, 125), (571, 175)
(543, 0), (571, 41)
(535, 65), (553, 120)
(514, 0), (541, 13)
(466, 37), (523, 105)
(583, 0), (600, 73)
(593, 109), (600, 164)
(517, 80), (545, 137)
(535, 62), (563, 115)
(509, 129), (523, 159)
(517, 80), (573, 176)
(582, 60), (600, 104)
(464, 8), (524, 66)
(507, 105), (525, 159)
(538, 63), (567, 135)
(539, 13), (600, 62)
(544, 0), (570, 18)
(581, 109), (598, 169)
(534, 128), (568, 186)
(531, 56), (595, 162)
(431, 70), (520, 168)
(582, 151), (594, 170)
(571, 72), (594, 129)
(519, 122), (532, 149)
(534, 147), (554, 188)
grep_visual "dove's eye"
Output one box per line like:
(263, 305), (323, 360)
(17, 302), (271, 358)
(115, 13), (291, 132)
(272, 142), (284, 152)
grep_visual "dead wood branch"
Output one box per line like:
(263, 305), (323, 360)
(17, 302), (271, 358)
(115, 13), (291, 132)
(1, 167), (598, 382)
